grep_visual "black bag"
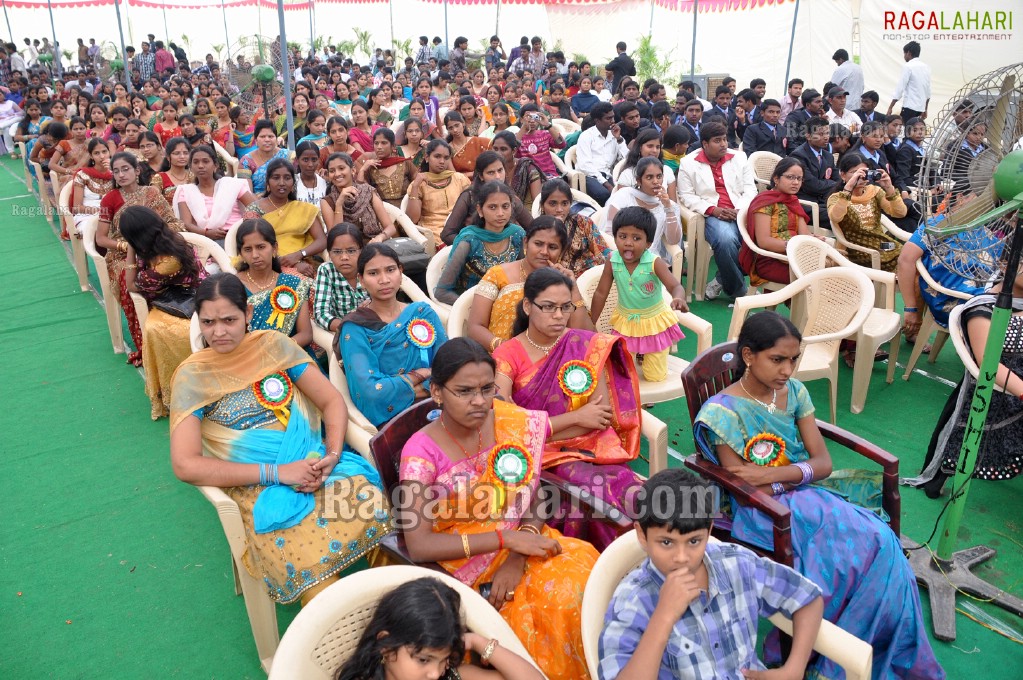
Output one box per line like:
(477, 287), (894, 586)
(388, 236), (430, 277)
(151, 286), (196, 319)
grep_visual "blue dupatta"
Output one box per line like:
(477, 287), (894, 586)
(339, 301), (448, 427)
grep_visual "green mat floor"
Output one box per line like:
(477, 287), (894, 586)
(0, 155), (1020, 677)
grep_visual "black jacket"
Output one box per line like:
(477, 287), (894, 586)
(782, 109), (813, 155)
(855, 108), (882, 123)
(893, 141), (923, 190)
(742, 121), (786, 157)
(790, 142), (838, 211)
(605, 53), (636, 91)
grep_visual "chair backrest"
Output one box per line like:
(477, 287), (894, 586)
(268, 565), (542, 680)
(947, 304), (987, 385)
(181, 231), (237, 274)
(58, 180), (74, 232)
(680, 341), (744, 425)
(735, 206), (785, 263)
(189, 313), (203, 352)
(223, 219), (242, 260)
(327, 353), (380, 435)
(425, 249), (452, 304)
(787, 235), (895, 310)
(212, 140), (238, 176)
(381, 201), (433, 254)
(446, 285), (476, 339)
(564, 145), (578, 170)
(611, 157), (627, 183)
(748, 151), (782, 191)
(552, 117), (580, 133)
(576, 265), (618, 334)
(369, 399), (436, 497)
(79, 216), (102, 259)
(580, 531), (873, 680)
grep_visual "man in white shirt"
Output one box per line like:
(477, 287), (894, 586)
(678, 120), (757, 300)
(574, 102), (627, 206)
(830, 49), (863, 105)
(887, 40), (931, 121)
(825, 87), (861, 132)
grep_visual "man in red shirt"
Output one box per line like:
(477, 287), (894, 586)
(153, 41), (175, 79)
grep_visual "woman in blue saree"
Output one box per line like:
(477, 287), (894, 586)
(338, 243), (448, 427)
(170, 273), (391, 606)
(694, 311), (943, 680)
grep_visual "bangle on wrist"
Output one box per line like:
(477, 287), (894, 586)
(461, 533), (472, 558)
(771, 482), (785, 496)
(904, 307), (918, 313)
(495, 530), (504, 550)
(481, 639), (499, 664)
(518, 524), (541, 535)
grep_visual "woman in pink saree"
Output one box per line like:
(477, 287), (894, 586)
(493, 267), (643, 549)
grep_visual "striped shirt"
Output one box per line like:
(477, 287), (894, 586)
(599, 541), (821, 680)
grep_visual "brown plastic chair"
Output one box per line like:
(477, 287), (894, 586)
(679, 341), (901, 567)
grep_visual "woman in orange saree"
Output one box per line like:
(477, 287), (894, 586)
(399, 337), (597, 680)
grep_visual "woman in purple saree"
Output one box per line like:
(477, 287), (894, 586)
(493, 267), (643, 549)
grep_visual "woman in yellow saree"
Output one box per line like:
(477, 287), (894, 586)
(242, 157), (327, 278)
(399, 338), (597, 680)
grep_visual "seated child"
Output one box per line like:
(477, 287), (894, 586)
(599, 468), (824, 680)
(590, 206), (687, 382)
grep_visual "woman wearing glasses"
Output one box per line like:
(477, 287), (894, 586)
(398, 337), (597, 680)
(738, 157), (815, 286)
(492, 268), (643, 550)
(337, 243), (448, 427)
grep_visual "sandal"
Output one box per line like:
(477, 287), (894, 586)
(842, 349), (856, 369)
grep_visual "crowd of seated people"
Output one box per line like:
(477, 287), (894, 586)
(12, 29), (1000, 680)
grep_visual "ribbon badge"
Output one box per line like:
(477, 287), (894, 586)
(407, 318), (436, 363)
(558, 360), (598, 410)
(483, 443), (536, 514)
(267, 285), (299, 328)
(253, 372), (295, 427)
(744, 433), (790, 467)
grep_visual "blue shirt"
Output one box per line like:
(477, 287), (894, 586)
(598, 541), (821, 680)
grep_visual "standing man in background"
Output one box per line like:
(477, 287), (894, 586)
(888, 40), (931, 121)
(605, 41), (635, 95)
(830, 49), (863, 105)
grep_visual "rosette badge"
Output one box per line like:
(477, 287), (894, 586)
(267, 285), (299, 328)
(254, 371), (295, 426)
(558, 359), (598, 410)
(407, 318), (436, 363)
(743, 433), (790, 467)
(483, 444), (535, 513)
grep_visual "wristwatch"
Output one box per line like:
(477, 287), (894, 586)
(300, 249), (308, 258)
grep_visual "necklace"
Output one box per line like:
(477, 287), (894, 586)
(267, 195), (287, 211)
(440, 414), (482, 460)
(739, 375), (777, 414)
(244, 269), (275, 291)
(168, 168), (191, 183)
(524, 329), (559, 356)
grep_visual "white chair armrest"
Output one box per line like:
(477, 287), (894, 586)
(197, 485), (248, 560)
(665, 242), (686, 280)
(767, 614), (873, 680)
(727, 288), (797, 340)
(915, 258), (971, 301)
(675, 311), (713, 355)
(640, 411), (668, 475)
(213, 141), (239, 176)
(798, 199), (819, 232)
(881, 214), (912, 243)
(549, 151), (568, 176)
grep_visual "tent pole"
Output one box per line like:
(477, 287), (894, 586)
(2, 0), (14, 45)
(113, 0), (131, 91)
(220, 0), (232, 65)
(161, 5), (170, 46)
(309, 0), (315, 57)
(495, 0), (501, 36)
(648, 0), (655, 37)
(45, 0), (61, 79)
(443, 0), (448, 51)
(689, 0), (698, 83)
(783, 0), (800, 90)
(389, 0), (394, 51)
(277, 0), (295, 152)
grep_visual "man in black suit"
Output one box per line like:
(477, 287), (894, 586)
(605, 41), (635, 94)
(782, 89), (824, 154)
(789, 116), (838, 228)
(729, 88), (760, 149)
(855, 90), (882, 123)
(680, 99), (705, 143)
(742, 98), (786, 156)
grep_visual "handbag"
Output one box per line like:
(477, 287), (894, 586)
(151, 286), (196, 319)
(387, 236), (430, 277)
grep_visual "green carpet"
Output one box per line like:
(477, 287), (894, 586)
(0, 156), (1019, 677)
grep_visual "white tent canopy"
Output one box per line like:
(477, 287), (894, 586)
(3, 0), (1018, 116)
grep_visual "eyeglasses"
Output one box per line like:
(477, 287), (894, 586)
(329, 248), (359, 257)
(533, 302), (577, 315)
(443, 384), (499, 400)
(779, 174), (803, 183)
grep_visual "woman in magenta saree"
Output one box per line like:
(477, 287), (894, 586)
(494, 267), (643, 549)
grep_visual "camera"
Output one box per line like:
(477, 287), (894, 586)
(528, 113), (541, 122)
(865, 169), (882, 183)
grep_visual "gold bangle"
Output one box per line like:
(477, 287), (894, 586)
(481, 638), (498, 663)
(461, 533), (472, 558)
(518, 524), (541, 535)
(489, 336), (502, 352)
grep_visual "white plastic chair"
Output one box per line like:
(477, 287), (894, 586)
(551, 117), (580, 134)
(79, 217), (126, 354)
(445, 285), (477, 340)
(580, 531), (874, 680)
(787, 235), (903, 414)
(397, 194), (440, 249)
(268, 566), (544, 679)
(727, 267), (875, 423)
(381, 200), (434, 256)
(213, 140), (239, 177)
(424, 248), (453, 317)
(28, 157), (56, 229)
(946, 304), (1006, 392)
(747, 150), (782, 193)
(560, 146), (587, 192)
(830, 214), (911, 269)
(576, 265), (713, 406)
(902, 258), (964, 381)
(220, 219), (246, 262)
(678, 203), (713, 301)
(327, 350), (384, 460)
(530, 189), (599, 217)
(611, 157), (627, 183)
(16, 141), (34, 193)
(58, 181), (90, 292)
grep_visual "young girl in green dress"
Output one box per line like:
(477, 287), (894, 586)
(589, 206), (687, 382)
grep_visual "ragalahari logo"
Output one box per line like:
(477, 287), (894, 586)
(882, 10), (1014, 42)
